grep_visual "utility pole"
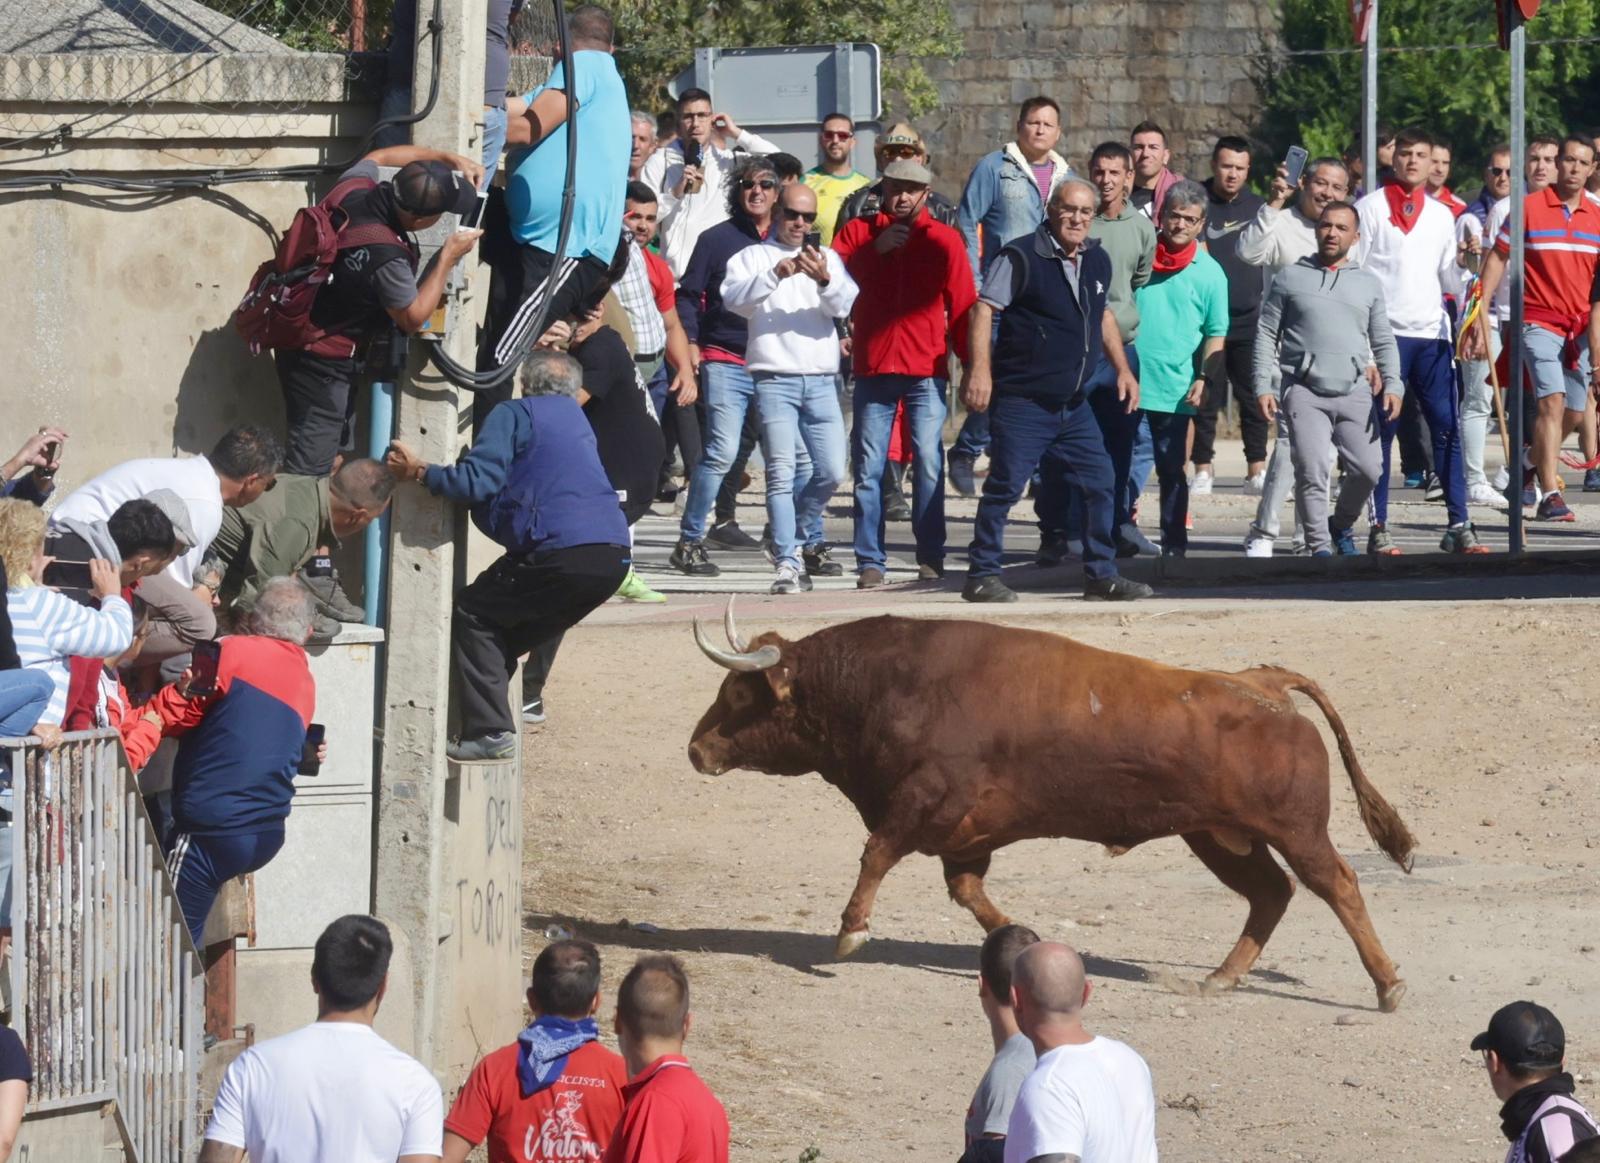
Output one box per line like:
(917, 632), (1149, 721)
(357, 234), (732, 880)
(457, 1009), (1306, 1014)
(373, 0), (524, 1083)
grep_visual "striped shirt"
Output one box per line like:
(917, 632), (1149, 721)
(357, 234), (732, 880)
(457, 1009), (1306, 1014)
(6, 584), (132, 726)
(1494, 186), (1600, 325)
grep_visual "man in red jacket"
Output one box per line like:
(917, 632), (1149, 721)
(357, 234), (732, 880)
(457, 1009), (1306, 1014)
(834, 159), (977, 587)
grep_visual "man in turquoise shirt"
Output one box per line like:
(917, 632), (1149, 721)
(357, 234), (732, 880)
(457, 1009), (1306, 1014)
(479, 5), (630, 404)
(1132, 179), (1228, 556)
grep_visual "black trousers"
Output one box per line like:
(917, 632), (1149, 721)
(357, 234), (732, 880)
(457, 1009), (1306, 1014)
(274, 349), (361, 476)
(1190, 337), (1268, 467)
(452, 543), (628, 738)
(660, 393), (703, 489)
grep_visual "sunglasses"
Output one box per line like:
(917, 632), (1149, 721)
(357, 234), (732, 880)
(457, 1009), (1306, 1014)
(739, 178), (777, 191)
(821, 130), (853, 142)
(1488, 166), (1510, 177)
(881, 145), (919, 157)
(781, 207), (818, 222)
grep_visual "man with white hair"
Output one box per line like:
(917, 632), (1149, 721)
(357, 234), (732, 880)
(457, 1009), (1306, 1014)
(144, 575), (321, 947)
(387, 350), (630, 762)
(629, 109), (657, 181)
(1004, 942), (1157, 1163)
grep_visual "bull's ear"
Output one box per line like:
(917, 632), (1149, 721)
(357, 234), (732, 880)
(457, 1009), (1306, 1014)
(764, 663), (795, 703)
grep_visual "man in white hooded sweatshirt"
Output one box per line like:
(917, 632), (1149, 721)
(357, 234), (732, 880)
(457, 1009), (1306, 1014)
(722, 183), (859, 594)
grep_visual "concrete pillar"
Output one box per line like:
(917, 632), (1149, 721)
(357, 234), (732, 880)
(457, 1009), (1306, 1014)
(373, 0), (523, 1082)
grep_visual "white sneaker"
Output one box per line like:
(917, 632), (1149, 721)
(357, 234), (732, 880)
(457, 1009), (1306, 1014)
(1190, 470), (1214, 496)
(1492, 465), (1511, 491)
(1244, 534), (1273, 558)
(1468, 480), (1510, 509)
(1243, 471), (1266, 495)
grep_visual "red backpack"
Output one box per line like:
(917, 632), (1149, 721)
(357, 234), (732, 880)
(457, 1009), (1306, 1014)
(233, 176), (407, 359)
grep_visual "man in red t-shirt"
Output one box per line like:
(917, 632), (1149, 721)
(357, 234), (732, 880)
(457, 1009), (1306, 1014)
(445, 940), (627, 1163)
(602, 955), (729, 1163)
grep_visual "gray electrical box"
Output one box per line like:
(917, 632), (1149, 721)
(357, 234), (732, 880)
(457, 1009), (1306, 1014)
(669, 43), (883, 173)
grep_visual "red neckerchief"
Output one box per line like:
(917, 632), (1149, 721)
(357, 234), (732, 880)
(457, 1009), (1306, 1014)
(1153, 237), (1197, 273)
(1382, 177), (1425, 233)
(1431, 185), (1467, 218)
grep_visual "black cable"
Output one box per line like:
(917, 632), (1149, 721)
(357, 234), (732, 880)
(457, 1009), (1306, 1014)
(422, 0), (578, 392)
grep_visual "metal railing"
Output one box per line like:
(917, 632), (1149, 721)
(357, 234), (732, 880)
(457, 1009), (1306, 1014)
(1, 731), (203, 1162)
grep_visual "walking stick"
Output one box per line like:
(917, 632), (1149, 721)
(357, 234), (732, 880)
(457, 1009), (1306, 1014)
(1478, 310), (1513, 467)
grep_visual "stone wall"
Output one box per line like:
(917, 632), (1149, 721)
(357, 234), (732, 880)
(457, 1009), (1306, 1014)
(917, 0), (1279, 198)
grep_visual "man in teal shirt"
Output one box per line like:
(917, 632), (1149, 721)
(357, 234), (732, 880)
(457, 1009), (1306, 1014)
(1132, 179), (1228, 556)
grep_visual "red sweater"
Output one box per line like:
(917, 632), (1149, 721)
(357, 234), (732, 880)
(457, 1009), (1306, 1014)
(834, 209), (977, 378)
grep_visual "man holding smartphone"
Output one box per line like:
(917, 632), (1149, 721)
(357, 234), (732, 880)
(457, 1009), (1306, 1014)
(722, 183), (859, 594)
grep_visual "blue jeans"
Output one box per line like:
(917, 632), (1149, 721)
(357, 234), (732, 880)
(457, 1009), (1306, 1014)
(1371, 337), (1467, 525)
(681, 362), (758, 543)
(376, 86), (507, 182)
(166, 827), (286, 949)
(647, 363), (670, 420)
(852, 375), (948, 572)
(1144, 410), (1193, 551)
(1036, 348), (1142, 539)
(0, 670), (52, 738)
(969, 394), (1120, 581)
(757, 374), (845, 570)
(481, 105), (508, 184)
(951, 408), (990, 460)
(1130, 413), (1155, 505)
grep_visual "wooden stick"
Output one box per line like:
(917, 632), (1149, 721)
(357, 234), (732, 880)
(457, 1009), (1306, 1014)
(1479, 310), (1513, 466)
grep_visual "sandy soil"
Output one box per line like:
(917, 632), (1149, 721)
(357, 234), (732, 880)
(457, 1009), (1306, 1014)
(519, 594), (1600, 1162)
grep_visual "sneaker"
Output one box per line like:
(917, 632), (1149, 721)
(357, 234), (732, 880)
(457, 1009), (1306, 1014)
(1161, 546), (1186, 558)
(1536, 492), (1576, 522)
(802, 543), (845, 577)
(1242, 471), (1266, 495)
(962, 575), (1018, 603)
(917, 562), (945, 580)
(616, 570), (667, 603)
(1468, 481), (1510, 510)
(1403, 470), (1425, 489)
(1586, 468), (1600, 493)
(1422, 471), (1445, 502)
(1083, 576), (1154, 601)
(1521, 468), (1540, 509)
(1116, 523), (1160, 558)
(308, 612), (342, 642)
(1190, 470), (1213, 496)
(1243, 534), (1273, 558)
(299, 568), (365, 622)
(521, 697), (546, 725)
(448, 732), (517, 762)
(1184, 511), (1194, 530)
(857, 567), (886, 589)
(1312, 548), (1333, 557)
(669, 539), (720, 576)
(771, 564), (805, 595)
(948, 454), (977, 497)
(705, 520), (761, 550)
(1328, 521), (1359, 556)
(1493, 464), (1511, 491)
(1367, 524), (1402, 556)
(1036, 530), (1074, 567)
(1441, 522), (1491, 553)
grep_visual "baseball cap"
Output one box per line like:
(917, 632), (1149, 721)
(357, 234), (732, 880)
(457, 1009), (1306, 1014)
(878, 122), (924, 150)
(881, 158), (934, 186)
(142, 489), (197, 552)
(393, 160), (478, 217)
(1470, 1001), (1566, 1071)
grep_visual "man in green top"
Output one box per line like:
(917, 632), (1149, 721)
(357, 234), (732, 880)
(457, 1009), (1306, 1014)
(1131, 179), (1228, 557)
(205, 458), (395, 634)
(804, 113), (871, 247)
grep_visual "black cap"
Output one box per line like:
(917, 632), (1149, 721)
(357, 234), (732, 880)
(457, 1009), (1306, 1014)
(392, 160), (478, 217)
(1470, 1001), (1566, 1071)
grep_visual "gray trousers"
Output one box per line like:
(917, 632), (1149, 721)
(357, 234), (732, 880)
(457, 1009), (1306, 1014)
(1283, 387), (1383, 554)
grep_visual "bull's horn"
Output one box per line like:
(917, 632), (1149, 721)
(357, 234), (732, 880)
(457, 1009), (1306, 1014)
(694, 615), (781, 671)
(724, 596), (749, 652)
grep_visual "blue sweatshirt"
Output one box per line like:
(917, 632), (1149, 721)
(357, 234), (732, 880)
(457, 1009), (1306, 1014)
(675, 217), (764, 358)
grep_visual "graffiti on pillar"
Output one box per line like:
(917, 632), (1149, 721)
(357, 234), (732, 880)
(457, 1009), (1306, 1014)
(453, 766), (519, 961)
(456, 875), (507, 954)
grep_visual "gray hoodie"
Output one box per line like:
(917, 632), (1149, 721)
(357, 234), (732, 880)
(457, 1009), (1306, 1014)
(1252, 255), (1403, 400)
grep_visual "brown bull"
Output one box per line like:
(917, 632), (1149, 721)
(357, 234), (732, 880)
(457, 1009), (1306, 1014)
(687, 601), (1417, 1012)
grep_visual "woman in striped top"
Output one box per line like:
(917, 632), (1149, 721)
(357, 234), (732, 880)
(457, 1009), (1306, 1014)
(0, 500), (131, 727)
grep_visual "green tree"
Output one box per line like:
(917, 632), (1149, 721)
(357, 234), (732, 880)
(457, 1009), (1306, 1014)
(1257, 0), (1600, 181)
(608, 0), (960, 117)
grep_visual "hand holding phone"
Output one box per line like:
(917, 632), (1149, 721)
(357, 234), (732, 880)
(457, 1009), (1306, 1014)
(457, 189), (489, 232)
(187, 639), (222, 698)
(300, 723), (326, 776)
(1284, 145), (1310, 189)
(803, 229), (822, 251)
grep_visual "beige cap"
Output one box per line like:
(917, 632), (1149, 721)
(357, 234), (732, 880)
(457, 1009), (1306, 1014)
(878, 122), (924, 150)
(881, 158), (934, 186)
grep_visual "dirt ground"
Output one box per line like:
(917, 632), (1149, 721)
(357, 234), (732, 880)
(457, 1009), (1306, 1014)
(519, 593), (1600, 1162)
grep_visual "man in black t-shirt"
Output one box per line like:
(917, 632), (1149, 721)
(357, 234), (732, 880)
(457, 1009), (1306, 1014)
(1192, 135), (1268, 492)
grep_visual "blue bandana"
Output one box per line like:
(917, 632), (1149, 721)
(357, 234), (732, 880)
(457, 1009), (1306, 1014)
(517, 1015), (599, 1097)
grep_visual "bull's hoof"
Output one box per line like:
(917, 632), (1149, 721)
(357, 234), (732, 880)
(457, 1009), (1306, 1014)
(1378, 979), (1407, 1013)
(1200, 971), (1240, 996)
(835, 928), (870, 959)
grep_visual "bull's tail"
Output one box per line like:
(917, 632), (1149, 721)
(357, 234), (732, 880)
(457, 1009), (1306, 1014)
(1278, 672), (1416, 873)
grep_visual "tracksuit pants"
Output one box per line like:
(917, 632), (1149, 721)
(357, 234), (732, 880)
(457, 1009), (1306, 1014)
(1372, 337), (1467, 526)
(1282, 387), (1383, 554)
(165, 826), (286, 949)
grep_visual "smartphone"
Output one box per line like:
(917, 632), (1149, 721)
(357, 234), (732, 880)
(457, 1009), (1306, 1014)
(188, 639), (222, 698)
(43, 558), (93, 590)
(457, 189), (488, 232)
(42, 440), (60, 467)
(300, 723), (326, 776)
(682, 140), (702, 168)
(804, 229), (822, 251)
(1284, 145), (1310, 188)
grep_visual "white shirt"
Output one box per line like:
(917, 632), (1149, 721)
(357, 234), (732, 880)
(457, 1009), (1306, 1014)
(721, 238), (859, 375)
(1003, 1037), (1158, 1163)
(1234, 200), (1319, 299)
(641, 129), (780, 279)
(205, 1021), (443, 1163)
(1352, 187), (1458, 339)
(49, 455), (222, 587)
(1483, 195), (1515, 325)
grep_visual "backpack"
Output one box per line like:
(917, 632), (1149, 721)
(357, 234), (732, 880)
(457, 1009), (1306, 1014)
(233, 176), (407, 359)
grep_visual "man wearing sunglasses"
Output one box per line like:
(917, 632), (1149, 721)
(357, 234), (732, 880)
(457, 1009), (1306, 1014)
(803, 114), (871, 248)
(835, 123), (960, 236)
